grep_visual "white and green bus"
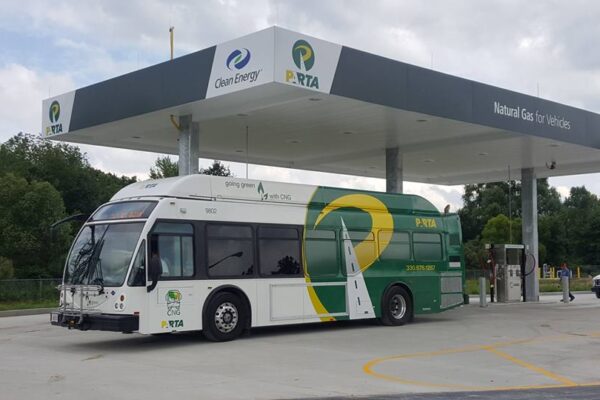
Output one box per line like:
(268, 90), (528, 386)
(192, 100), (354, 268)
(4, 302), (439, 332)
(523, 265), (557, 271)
(51, 175), (465, 341)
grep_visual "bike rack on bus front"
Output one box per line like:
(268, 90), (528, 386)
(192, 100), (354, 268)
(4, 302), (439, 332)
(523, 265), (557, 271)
(57, 284), (103, 326)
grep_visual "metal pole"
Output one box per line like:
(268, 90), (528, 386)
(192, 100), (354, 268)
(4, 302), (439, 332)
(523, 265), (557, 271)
(479, 277), (487, 307)
(177, 115), (192, 176)
(562, 276), (570, 303)
(385, 147), (403, 194)
(521, 168), (540, 301)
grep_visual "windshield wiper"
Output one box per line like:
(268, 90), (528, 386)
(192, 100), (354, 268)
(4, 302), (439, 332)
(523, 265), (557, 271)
(85, 239), (105, 291)
(70, 241), (95, 284)
(70, 228), (106, 286)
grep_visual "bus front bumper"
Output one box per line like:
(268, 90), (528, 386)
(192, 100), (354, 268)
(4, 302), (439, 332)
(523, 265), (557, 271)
(50, 311), (139, 332)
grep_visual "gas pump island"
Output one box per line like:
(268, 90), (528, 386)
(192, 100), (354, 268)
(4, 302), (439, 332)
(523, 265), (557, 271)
(41, 27), (600, 303)
(486, 244), (529, 303)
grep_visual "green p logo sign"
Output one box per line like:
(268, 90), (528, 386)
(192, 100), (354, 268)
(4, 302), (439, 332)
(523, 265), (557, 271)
(49, 101), (60, 123)
(292, 40), (315, 71)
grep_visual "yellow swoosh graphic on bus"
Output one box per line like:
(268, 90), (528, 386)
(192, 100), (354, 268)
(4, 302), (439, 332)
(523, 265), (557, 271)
(314, 194), (393, 271)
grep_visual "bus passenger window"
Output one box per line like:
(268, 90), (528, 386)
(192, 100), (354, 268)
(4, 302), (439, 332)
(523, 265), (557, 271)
(348, 231), (376, 262)
(413, 233), (442, 261)
(305, 230), (339, 277)
(379, 231), (410, 260)
(151, 223), (195, 278)
(207, 224), (254, 277)
(258, 226), (302, 276)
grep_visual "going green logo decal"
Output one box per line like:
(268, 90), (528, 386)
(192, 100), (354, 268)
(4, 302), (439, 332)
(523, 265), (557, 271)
(166, 289), (182, 316)
(49, 101), (60, 123)
(292, 40), (315, 71)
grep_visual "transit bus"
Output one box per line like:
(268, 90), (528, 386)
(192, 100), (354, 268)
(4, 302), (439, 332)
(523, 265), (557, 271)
(51, 175), (465, 341)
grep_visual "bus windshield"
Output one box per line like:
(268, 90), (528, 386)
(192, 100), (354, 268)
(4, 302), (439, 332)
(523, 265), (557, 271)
(65, 223), (144, 287)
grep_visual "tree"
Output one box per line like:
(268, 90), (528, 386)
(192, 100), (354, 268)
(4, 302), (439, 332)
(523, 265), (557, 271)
(459, 181), (520, 242)
(148, 158), (233, 178)
(0, 133), (137, 278)
(0, 257), (14, 279)
(0, 133), (136, 214)
(562, 186), (599, 263)
(459, 178), (560, 242)
(149, 156), (179, 179)
(463, 239), (487, 270)
(0, 174), (71, 278)
(481, 214), (522, 244)
(200, 160), (232, 176)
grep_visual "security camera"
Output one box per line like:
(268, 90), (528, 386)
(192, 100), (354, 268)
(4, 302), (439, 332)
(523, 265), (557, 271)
(546, 161), (556, 170)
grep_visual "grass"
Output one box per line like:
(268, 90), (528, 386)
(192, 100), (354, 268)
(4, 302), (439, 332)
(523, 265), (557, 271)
(465, 277), (593, 295)
(0, 300), (58, 312)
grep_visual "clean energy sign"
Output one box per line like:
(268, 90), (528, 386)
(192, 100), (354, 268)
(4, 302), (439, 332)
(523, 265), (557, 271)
(205, 29), (273, 98)
(493, 101), (572, 131)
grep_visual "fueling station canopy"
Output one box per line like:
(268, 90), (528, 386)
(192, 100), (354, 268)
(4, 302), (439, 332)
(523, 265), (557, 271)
(42, 27), (600, 185)
(42, 27), (600, 302)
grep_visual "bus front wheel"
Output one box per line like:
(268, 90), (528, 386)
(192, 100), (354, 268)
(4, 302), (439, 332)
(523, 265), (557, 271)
(203, 292), (246, 342)
(380, 286), (413, 326)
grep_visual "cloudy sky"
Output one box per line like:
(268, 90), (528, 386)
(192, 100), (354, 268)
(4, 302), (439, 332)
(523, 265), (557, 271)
(1, 0), (599, 211)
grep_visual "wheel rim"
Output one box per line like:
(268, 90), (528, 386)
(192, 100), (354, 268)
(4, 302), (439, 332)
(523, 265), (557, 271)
(214, 302), (239, 333)
(390, 294), (407, 319)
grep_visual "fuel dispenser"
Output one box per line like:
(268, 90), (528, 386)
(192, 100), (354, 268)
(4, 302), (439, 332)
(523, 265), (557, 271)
(485, 244), (525, 302)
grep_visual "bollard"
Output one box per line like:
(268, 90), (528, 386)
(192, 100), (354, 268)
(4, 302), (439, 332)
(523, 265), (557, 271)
(479, 277), (487, 307)
(562, 276), (570, 303)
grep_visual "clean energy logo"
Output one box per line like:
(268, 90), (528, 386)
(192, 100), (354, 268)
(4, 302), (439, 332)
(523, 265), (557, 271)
(292, 40), (315, 71)
(49, 101), (60, 123)
(46, 100), (63, 135)
(226, 48), (251, 70)
(286, 39), (319, 89)
(214, 48), (262, 90)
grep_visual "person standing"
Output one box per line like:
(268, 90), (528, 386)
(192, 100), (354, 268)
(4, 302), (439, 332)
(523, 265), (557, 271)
(559, 263), (575, 302)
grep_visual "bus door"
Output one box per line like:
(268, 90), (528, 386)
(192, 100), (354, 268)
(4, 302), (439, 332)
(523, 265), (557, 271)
(441, 214), (465, 307)
(146, 222), (198, 333)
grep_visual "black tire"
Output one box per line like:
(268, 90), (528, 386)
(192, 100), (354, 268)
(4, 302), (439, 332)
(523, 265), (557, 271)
(596, 291), (600, 299)
(380, 286), (413, 326)
(203, 291), (247, 342)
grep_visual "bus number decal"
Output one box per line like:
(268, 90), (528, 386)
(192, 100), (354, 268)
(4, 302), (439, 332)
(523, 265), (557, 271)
(205, 208), (218, 214)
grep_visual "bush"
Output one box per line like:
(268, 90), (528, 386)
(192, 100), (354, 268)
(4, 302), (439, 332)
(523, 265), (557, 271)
(0, 257), (14, 279)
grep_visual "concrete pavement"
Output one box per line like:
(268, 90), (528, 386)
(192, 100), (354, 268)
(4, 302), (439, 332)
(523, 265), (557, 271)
(1, 293), (599, 399)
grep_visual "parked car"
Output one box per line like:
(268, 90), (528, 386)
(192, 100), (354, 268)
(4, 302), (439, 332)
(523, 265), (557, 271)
(592, 274), (600, 298)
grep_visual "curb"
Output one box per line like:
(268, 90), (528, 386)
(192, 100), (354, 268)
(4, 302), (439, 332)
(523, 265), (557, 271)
(0, 308), (55, 318)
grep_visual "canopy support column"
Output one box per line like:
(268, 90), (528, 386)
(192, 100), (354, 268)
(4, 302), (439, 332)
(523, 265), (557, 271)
(521, 168), (540, 302)
(178, 115), (199, 175)
(386, 147), (403, 193)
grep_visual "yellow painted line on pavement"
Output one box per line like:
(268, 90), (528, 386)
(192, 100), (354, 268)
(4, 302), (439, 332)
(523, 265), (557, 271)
(483, 346), (578, 386)
(363, 330), (600, 391)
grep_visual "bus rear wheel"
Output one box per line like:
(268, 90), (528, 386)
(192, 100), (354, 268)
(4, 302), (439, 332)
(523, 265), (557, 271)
(203, 292), (246, 342)
(380, 286), (412, 326)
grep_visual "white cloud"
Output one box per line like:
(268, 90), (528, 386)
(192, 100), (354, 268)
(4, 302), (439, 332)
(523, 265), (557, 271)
(2, 0), (600, 211)
(0, 63), (75, 139)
